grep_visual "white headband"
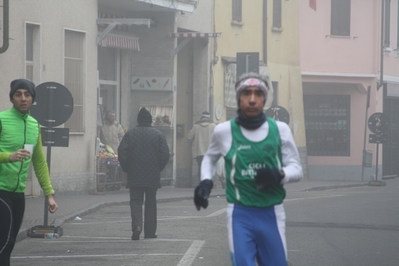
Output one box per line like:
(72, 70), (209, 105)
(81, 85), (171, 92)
(236, 78), (268, 103)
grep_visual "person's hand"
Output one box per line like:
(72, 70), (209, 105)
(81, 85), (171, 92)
(254, 168), (284, 191)
(47, 194), (58, 213)
(194, 179), (213, 211)
(9, 149), (31, 162)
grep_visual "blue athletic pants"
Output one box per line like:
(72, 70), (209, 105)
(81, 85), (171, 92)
(226, 203), (287, 266)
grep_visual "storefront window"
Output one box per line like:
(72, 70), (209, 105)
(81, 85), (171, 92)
(304, 95), (350, 156)
(98, 47), (117, 81)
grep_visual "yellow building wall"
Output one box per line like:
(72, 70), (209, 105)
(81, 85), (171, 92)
(268, 0), (306, 147)
(212, 0), (265, 122)
(212, 0), (306, 149)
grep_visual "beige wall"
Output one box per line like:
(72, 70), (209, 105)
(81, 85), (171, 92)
(0, 0), (99, 194)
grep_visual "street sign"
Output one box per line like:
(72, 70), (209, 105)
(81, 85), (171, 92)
(368, 112), (389, 135)
(28, 81), (73, 234)
(30, 82), (73, 127)
(265, 105), (290, 124)
(41, 128), (69, 147)
(369, 134), (388, 144)
(236, 52), (259, 79)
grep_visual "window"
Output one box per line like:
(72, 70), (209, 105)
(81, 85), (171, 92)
(304, 95), (350, 156)
(64, 30), (85, 132)
(273, 0), (282, 29)
(25, 23), (40, 82)
(232, 0), (242, 22)
(331, 0), (351, 36)
(384, 0), (391, 48)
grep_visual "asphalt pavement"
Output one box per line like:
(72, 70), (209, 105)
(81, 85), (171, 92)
(18, 178), (371, 243)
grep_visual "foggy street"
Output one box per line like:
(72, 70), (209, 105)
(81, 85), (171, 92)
(11, 178), (399, 266)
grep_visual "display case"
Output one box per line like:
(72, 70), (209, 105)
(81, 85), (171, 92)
(95, 157), (126, 192)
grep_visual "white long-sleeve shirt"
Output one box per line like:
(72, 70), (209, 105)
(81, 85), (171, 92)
(201, 119), (303, 184)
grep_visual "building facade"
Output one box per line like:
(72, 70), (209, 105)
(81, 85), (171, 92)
(299, 0), (399, 181)
(0, 0), (99, 195)
(211, 0), (308, 178)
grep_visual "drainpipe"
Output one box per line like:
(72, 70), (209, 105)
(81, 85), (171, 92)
(377, 0), (384, 90)
(0, 0), (9, 54)
(263, 0), (268, 64)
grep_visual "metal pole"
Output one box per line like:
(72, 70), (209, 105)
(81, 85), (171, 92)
(43, 86), (54, 227)
(245, 55), (249, 73)
(375, 142), (379, 181)
(377, 0), (385, 90)
(361, 86), (371, 181)
(0, 0), (9, 54)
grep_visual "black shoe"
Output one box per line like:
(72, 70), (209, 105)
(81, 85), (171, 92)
(144, 234), (157, 239)
(132, 226), (142, 240)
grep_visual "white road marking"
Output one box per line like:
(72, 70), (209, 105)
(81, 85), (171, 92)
(176, 240), (205, 266)
(51, 235), (198, 241)
(12, 253), (184, 260)
(207, 208), (227, 217)
(13, 237), (205, 266)
(70, 220), (130, 225)
(285, 194), (343, 202)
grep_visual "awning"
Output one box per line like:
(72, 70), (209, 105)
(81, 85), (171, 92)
(97, 12), (153, 51)
(169, 32), (221, 38)
(135, 0), (196, 13)
(169, 32), (222, 57)
(98, 31), (140, 51)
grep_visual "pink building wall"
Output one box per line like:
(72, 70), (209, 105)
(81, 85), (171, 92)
(300, 0), (379, 76)
(299, 0), (399, 180)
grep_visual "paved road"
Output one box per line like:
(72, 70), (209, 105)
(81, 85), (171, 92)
(12, 179), (399, 265)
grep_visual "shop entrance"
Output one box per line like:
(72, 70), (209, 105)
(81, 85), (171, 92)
(383, 84), (399, 177)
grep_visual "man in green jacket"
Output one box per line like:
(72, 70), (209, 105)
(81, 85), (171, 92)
(0, 79), (58, 266)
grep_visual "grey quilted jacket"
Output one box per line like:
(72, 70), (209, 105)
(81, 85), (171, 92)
(118, 125), (170, 188)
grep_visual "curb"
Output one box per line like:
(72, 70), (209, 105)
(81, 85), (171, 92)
(301, 183), (368, 192)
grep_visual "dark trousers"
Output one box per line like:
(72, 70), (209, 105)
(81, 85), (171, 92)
(0, 190), (25, 266)
(129, 187), (158, 237)
(196, 156), (204, 182)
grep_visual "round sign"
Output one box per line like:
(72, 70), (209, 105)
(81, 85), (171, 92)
(30, 82), (74, 127)
(215, 104), (223, 120)
(265, 106), (290, 124)
(368, 112), (389, 135)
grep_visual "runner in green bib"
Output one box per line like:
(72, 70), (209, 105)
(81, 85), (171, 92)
(225, 117), (285, 208)
(194, 72), (303, 266)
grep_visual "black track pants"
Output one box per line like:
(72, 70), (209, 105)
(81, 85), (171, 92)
(129, 187), (158, 237)
(0, 190), (25, 266)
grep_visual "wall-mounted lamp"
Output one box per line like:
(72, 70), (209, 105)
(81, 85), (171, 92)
(212, 56), (219, 65)
(384, 47), (393, 55)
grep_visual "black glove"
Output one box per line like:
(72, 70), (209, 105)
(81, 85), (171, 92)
(254, 168), (284, 191)
(194, 179), (214, 211)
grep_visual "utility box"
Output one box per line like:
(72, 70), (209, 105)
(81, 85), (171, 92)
(362, 150), (373, 167)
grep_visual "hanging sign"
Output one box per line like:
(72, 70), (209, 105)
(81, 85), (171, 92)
(265, 106), (290, 125)
(131, 77), (173, 91)
(368, 112), (389, 135)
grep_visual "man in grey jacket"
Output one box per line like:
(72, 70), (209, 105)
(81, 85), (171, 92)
(187, 111), (216, 182)
(118, 107), (170, 240)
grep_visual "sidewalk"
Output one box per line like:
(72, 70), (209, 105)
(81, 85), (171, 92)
(17, 179), (370, 242)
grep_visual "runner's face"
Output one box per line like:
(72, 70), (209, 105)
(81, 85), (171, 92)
(239, 86), (266, 118)
(11, 89), (33, 114)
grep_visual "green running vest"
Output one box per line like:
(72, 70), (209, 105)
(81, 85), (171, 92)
(225, 117), (286, 207)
